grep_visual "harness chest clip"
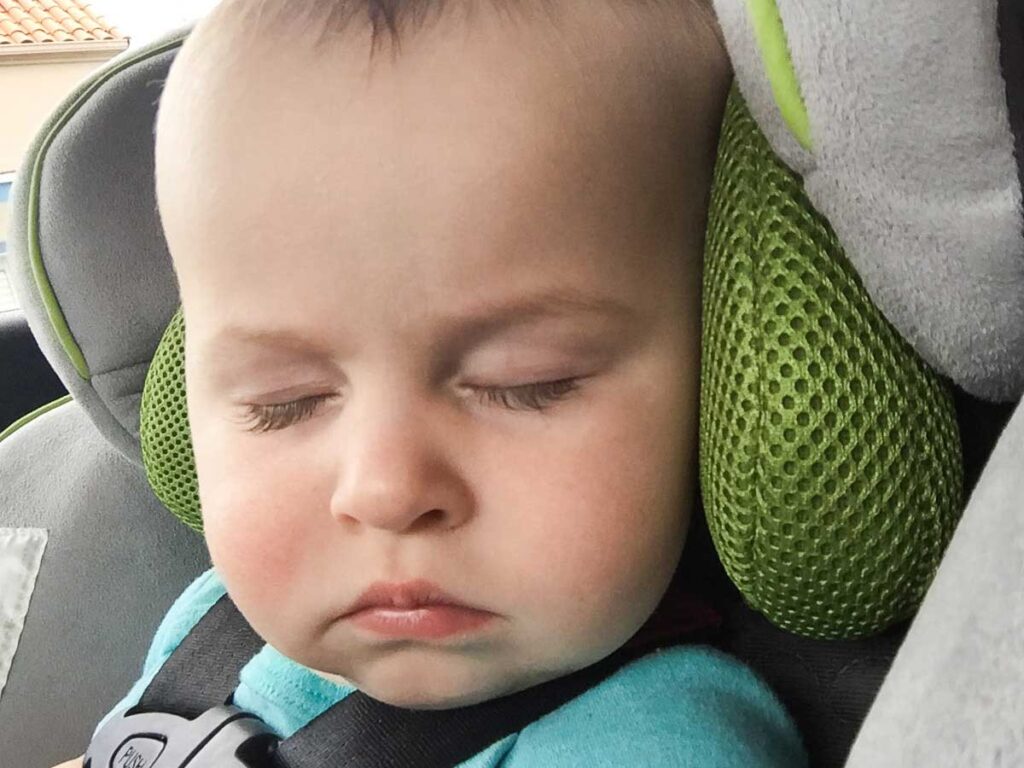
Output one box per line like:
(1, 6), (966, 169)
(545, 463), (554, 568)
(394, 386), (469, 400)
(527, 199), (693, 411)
(84, 704), (279, 768)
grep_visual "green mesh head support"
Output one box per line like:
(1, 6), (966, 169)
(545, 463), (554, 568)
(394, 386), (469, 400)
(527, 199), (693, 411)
(700, 85), (963, 638)
(141, 309), (201, 532)
(140, 85), (964, 638)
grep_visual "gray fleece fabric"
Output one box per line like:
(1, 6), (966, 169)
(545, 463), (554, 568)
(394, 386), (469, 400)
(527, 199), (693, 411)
(8, 33), (186, 467)
(845, 395), (1024, 766)
(0, 401), (209, 767)
(713, 0), (1024, 402)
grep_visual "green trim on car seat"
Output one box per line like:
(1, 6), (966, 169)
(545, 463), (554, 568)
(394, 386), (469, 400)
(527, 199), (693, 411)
(744, 0), (813, 151)
(24, 32), (190, 381)
(0, 394), (73, 444)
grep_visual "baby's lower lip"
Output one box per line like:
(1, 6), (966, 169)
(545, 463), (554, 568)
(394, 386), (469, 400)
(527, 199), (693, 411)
(346, 605), (495, 639)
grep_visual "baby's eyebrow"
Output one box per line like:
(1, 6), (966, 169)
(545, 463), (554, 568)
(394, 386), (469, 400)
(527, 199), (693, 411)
(201, 286), (638, 363)
(437, 287), (639, 349)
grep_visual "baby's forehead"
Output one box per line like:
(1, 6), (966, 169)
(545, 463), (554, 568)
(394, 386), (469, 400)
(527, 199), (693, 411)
(160, 9), (698, 214)
(160, 4), (714, 217)
(158, 1), (724, 324)
(197, 0), (708, 59)
(164, 0), (707, 132)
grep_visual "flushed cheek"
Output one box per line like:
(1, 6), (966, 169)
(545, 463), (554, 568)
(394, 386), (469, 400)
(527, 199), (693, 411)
(533, 503), (672, 625)
(200, 454), (330, 634)
(507, 465), (678, 643)
(516, 398), (689, 643)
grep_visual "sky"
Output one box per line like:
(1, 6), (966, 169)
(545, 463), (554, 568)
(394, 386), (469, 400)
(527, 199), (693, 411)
(89, 0), (222, 47)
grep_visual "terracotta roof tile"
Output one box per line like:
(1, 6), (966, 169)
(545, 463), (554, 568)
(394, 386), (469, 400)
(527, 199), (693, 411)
(0, 0), (125, 47)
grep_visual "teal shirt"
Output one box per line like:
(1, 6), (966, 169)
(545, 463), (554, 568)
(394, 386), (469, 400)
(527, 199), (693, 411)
(97, 569), (807, 767)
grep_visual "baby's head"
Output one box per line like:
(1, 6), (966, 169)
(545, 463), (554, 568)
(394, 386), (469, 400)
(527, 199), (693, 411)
(155, 0), (731, 709)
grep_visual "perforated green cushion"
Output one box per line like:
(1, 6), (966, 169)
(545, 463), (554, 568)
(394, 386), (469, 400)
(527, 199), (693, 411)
(699, 85), (963, 638)
(140, 84), (965, 638)
(141, 308), (201, 532)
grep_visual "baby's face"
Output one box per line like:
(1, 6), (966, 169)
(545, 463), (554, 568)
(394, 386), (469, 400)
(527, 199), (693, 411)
(158, 4), (725, 708)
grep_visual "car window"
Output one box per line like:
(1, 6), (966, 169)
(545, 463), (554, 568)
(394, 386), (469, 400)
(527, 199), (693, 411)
(0, 172), (15, 313)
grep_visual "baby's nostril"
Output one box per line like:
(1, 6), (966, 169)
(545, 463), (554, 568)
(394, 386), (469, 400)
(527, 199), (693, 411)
(418, 508), (446, 527)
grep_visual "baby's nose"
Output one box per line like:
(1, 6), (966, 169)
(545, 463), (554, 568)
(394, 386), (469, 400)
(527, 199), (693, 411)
(328, 402), (470, 534)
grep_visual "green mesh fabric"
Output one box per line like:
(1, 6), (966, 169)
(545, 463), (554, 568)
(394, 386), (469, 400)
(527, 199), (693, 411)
(140, 307), (202, 532)
(700, 85), (964, 639)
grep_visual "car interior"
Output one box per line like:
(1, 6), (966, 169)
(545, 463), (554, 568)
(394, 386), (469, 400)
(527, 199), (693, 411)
(2, 3), (1024, 766)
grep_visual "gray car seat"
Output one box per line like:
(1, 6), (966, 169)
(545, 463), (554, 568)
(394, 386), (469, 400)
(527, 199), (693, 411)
(1, 14), (1023, 768)
(0, 31), (209, 767)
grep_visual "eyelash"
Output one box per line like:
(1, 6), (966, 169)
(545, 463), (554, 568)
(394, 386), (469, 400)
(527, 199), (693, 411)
(241, 378), (582, 433)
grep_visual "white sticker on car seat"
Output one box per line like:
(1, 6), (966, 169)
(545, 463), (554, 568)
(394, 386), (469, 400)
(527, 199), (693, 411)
(0, 528), (47, 702)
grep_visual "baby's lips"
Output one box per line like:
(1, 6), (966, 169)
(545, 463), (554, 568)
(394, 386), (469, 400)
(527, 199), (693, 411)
(342, 578), (485, 616)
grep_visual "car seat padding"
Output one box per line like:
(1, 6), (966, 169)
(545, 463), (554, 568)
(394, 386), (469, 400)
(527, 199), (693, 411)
(0, 401), (209, 765)
(700, 86), (962, 638)
(713, 0), (1024, 402)
(9, 32), (189, 466)
(844, 391), (1024, 767)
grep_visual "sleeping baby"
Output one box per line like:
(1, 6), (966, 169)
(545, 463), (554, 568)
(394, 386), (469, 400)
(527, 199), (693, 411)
(59, 1), (806, 765)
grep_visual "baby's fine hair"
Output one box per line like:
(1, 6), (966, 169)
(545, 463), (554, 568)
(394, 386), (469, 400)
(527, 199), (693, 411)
(211, 0), (719, 58)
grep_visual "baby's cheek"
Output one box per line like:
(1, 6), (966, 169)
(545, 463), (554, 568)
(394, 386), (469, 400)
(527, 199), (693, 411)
(202, 475), (321, 614)
(528, 434), (686, 642)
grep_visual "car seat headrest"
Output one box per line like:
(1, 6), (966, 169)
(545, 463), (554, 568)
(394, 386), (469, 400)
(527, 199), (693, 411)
(699, 86), (962, 638)
(711, 0), (1024, 402)
(8, 31), (189, 465)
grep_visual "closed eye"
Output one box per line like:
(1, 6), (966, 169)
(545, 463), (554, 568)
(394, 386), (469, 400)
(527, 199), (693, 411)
(240, 378), (582, 433)
(473, 378), (581, 412)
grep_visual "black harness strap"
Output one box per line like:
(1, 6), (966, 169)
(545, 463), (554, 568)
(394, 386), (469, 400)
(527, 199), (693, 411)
(273, 647), (638, 768)
(135, 593), (266, 718)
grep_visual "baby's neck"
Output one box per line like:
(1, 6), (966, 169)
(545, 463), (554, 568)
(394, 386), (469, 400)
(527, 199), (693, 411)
(311, 669), (355, 688)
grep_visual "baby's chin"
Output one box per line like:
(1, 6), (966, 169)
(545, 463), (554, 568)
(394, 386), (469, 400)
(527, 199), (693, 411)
(309, 655), (561, 710)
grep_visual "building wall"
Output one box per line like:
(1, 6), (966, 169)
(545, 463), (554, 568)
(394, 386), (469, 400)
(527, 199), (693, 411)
(0, 59), (112, 173)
